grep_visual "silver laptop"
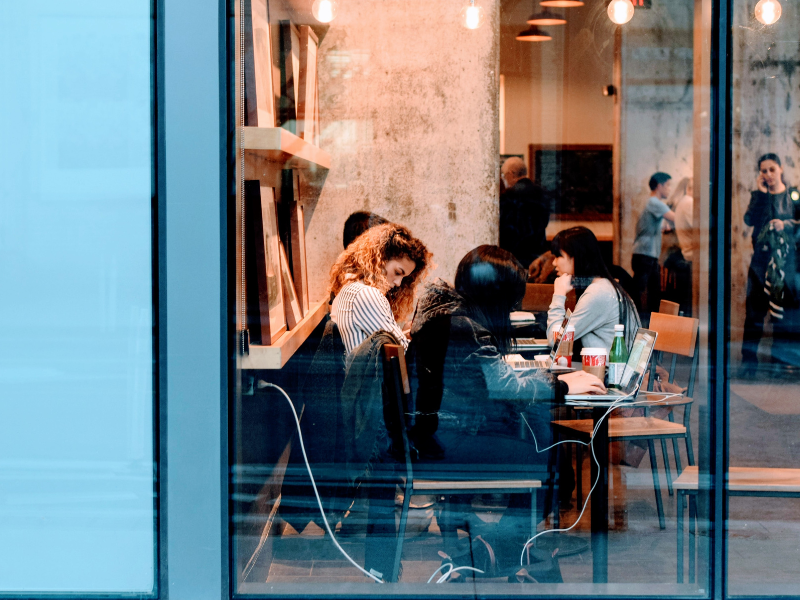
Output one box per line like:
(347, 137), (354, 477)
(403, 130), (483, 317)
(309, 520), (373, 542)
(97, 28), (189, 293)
(508, 310), (572, 371)
(564, 328), (657, 400)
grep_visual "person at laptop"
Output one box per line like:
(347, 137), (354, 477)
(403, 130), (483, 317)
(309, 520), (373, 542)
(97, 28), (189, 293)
(547, 227), (641, 354)
(330, 223), (432, 355)
(409, 245), (605, 569)
(411, 245), (605, 450)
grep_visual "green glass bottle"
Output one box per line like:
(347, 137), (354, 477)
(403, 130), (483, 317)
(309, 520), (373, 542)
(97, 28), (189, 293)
(608, 324), (628, 389)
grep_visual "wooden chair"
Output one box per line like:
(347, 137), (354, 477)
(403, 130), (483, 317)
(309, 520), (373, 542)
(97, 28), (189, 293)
(659, 299), (681, 316)
(382, 344), (544, 582)
(521, 283), (576, 312)
(552, 313), (699, 529)
(675, 466), (800, 583)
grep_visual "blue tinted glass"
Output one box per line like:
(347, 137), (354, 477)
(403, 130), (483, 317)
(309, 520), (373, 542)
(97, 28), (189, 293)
(0, 0), (154, 593)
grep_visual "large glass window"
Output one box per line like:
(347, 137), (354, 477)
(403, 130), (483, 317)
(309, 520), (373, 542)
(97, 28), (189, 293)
(226, 0), (800, 599)
(728, 0), (800, 596)
(0, 0), (156, 594)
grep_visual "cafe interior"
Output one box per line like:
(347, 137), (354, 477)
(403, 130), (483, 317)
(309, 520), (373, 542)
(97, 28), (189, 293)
(232, 0), (800, 596)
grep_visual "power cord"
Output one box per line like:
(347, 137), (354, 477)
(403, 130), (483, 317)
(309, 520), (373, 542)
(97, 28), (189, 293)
(258, 381), (385, 583)
(518, 391), (683, 565)
(258, 381), (682, 581)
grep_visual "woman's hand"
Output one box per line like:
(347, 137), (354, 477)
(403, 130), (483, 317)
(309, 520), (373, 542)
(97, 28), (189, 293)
(770, 218), (785, 232)
(757, 174), (768, 193)
(558, 370), (607, 395)
(553, 274), (573, 297)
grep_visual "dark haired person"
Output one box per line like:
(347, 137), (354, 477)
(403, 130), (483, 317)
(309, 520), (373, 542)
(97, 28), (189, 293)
(547, 227), (641, 353)
(411, 245), (604, 453)
(499, 157), (550, 268)
(631, 172), (676, 319)
(342, 211), (389, 249)
(408, 246), (604, 571)
(741, 153), (800, 376)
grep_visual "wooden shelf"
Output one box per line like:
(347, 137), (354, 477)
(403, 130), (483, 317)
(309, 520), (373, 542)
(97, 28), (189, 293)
(241, 300), (329, 370)
(243, 127), (331, 177)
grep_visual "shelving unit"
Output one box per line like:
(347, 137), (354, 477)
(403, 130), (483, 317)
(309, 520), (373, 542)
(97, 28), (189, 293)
(244, 126), (331, 179)
(241, 300), (329, 369)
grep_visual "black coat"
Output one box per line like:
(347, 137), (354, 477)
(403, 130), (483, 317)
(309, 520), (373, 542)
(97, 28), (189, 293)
(409, 281), (566, 445)
(744, 187), (800, 273)
(499, 178), (551, 268)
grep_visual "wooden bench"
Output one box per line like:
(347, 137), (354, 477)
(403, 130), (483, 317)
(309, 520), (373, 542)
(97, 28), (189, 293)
(674, 466), (800, 583)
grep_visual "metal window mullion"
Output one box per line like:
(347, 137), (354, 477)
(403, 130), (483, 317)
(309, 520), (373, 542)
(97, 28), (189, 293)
(708, 0), (733, 599)
(160, 0), (229, 597)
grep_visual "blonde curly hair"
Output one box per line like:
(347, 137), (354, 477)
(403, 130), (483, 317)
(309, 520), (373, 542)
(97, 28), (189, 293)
(329, 223), (432, 321)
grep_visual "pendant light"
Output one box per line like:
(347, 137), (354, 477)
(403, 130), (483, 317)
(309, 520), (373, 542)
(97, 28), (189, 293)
(312, 0), (338, 23)
(527, 9), (567, 26)
(755, 0), (782, 25)
(516, 25), (553, 41)
(461, 0), (486, 29)
(607, 0), (635, 24)
(540, 1), (584, 7)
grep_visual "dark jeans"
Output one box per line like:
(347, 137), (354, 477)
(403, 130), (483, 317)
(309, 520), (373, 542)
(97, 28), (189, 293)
(632, 253), (661, 320)
(663, 250), (692, 316)
(742, 265), (770, 365)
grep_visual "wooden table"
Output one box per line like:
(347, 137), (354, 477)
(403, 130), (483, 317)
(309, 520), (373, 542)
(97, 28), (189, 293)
(674, 465), (800, 583)
(563, 393), (678, 584)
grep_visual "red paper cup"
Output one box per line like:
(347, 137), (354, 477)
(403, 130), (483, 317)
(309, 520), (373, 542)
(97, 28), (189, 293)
(581, 348), (608, 380)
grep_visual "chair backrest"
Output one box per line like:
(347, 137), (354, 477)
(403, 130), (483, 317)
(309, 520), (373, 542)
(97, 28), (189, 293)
(382, 344), (414, 476)
(521, 283), (576, 312)
(645, 312), (700, 403)
(658, 299), (681, 316)
(648, 313), (699, 358)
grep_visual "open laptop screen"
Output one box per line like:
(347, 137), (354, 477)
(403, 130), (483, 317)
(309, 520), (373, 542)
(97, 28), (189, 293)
(550, 309), (573, 362)
(619, 329), (657, 395)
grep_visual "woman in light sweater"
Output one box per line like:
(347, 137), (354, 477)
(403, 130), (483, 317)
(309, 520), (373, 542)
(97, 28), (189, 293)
(546, 227), (640, 353)
(329, 223), (431, 355)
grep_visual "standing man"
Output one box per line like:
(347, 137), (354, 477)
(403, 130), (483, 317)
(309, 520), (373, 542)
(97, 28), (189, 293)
(499, 157), (550, 269)
(631, 172), (676, 319)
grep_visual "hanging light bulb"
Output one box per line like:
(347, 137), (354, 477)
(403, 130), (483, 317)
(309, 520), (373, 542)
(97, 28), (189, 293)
(461, 0), (486, 30)
(516, 25), (553, 41)
(607, 0), (635, 25)
(540, 1), (584, 7)
(312, 0), (338, 23)
(755, 0), (782, 25)
(527, 9), (567, 26)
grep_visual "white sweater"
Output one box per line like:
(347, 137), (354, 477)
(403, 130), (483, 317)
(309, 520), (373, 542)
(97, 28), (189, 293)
(546, 278), (640, 352)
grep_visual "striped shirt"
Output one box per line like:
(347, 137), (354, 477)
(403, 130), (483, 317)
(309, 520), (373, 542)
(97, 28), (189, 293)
(331, 281), (408, 355)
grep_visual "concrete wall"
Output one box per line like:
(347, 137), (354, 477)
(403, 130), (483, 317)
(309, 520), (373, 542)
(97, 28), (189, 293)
(305, 0), (499, 302)
(617, 0), (694, 272)
(730, 2), (800, 349)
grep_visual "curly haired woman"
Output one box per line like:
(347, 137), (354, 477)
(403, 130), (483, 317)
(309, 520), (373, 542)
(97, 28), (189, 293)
(329, 223), (431, 355)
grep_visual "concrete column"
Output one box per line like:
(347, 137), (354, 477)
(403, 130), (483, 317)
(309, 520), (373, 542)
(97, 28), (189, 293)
(305, 0), (500, 300)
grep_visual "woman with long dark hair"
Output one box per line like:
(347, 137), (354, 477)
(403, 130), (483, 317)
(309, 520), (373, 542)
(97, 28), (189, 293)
(411, 245), (604, 448)
(741, 153), (800, 374)
(547, 227), (641, 352)
(409, 246), (604, 574)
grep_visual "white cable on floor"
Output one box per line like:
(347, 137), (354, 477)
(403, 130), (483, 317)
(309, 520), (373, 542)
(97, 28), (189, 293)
(517, 390), (684, 565)
(518, 394), (631, 565)
(437, 565), (485, 583)
(426, 563), (453, 583)
(259, 382), (385, 584)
